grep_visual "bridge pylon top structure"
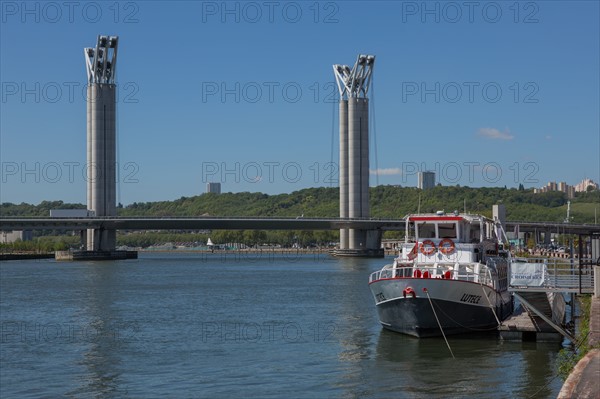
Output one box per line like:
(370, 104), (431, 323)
(333, 54), (375, 99)
(84, 35), (119, 84)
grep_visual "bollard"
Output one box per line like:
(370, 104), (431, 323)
(594, 266), (600, 298)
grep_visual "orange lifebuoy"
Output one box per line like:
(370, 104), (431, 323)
(420, 240), (436, 255)
(439, 238), (455, 254)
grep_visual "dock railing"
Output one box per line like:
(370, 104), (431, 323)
(509, 258), (595, 293)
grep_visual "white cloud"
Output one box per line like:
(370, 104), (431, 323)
(248, 175), (262, 183)
(477, 127), (514, 140)
(370, 168), (402, 176)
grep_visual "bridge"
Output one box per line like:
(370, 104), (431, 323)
(1, 217), (598, 235)
(504, 221), (600, 236)
(0, 217), (405, 232)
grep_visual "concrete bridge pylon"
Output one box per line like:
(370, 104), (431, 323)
(333, 55), (383, 257)
(84, 35), (119, 252)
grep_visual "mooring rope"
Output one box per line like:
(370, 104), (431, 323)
(423, 288), (455, 358)
(481, 282), (502, 327)
(428, 296), (500, 332)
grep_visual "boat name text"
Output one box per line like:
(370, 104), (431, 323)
(459, 293), (481, 304)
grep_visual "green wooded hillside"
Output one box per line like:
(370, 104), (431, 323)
(2, 186), (598, 223)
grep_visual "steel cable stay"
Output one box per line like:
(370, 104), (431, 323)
(116, 81), (121, 209)
(330, 87), (337, 188)
(370, 73), (378, 187)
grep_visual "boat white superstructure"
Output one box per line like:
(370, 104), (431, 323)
(368, 212), (513, 337)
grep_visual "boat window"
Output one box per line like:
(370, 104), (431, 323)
(438, 223), (457, 239)
(406, 222), (416, 242)
(470, 225), (481, 243)
(461, 224), (469, 242)
(418, 223), (436, 238)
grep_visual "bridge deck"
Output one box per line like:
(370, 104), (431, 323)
(0, 217), (405, 231)
(1, 217), (599, 234)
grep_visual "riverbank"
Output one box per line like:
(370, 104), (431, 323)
(557, 295), (600, 399)
(0, 248), (398, 261)
(140, 248), (398, 256)
(0, 253), (54, 261)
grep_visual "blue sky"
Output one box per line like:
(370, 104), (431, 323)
(1, 1), (599, 205)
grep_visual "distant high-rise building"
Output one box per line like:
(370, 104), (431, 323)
(575, 178), (599, 192)
(535, 180), (578, 198)
(206, 182), (221, 194)
(558, 182), (567, 192)
(418, 171), (435, 189)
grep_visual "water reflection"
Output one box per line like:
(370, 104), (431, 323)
(514, 340), (562, 398)
(66, 262), (130, 397)
(330, 257), (387, 399)
(374, 329), (562, 398)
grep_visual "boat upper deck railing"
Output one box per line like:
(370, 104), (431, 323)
(369, 263), (495, 287)
(396, 241), (488, 264)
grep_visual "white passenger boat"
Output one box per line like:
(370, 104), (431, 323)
(368, 212), (513, 337)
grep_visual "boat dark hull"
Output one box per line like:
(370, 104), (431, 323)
(370, 278), (513, 338)
(377, 297), (504, 337)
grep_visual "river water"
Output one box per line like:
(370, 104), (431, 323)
(1, 253), (564, 398)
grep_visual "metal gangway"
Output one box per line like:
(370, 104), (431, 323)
(506, 258), (596, 342)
